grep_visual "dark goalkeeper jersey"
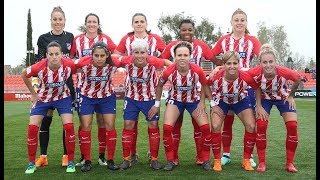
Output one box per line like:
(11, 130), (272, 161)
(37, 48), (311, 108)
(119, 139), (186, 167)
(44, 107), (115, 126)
(35, 31), (74, 62)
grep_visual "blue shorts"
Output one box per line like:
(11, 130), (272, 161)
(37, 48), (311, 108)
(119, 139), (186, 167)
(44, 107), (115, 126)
(261, 99), (296, 116)
(247, 88), (256, 109)
(123, 97), (159, 121)
(166, 99), (199, 116)
(217, 96), (252, 115)
(78, 93), (116, 116)
(30, 97), (73, 116)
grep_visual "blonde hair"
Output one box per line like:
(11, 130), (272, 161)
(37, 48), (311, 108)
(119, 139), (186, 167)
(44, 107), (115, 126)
(231, 8), (249, 34)
(51, 6), (65, 19)
(222, 51), (240, 64)
(258, 43), (278, 61)
(131, 39), (149, 51)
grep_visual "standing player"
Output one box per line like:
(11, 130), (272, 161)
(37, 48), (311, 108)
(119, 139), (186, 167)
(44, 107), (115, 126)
(207, 51), (258, 171)
(34, 6), (75, 168)
(160, 19), (221, 166)
(148, 41), (212, 171)
(113, 39), (172, 170)
(75, 42), (120, 172)
(211, 8), (261, 167)
(247, 44), (301, 173)
(114, 12), (166, 164)
(70, 13), (117, 167)
(22, 41), (77, 174)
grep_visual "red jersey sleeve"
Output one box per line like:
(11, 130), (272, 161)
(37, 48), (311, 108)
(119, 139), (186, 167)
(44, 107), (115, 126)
(160, 64), (175, 84)
(75, 56), (92, 69)
(69, 34), (81, 58)
(25, 59), (47, 78)
(249, 35), (262, 57)
(211, 35), (227, 55)
(115, 35), (129, 53)
(63, 58), (77, 74)
(197, 40), (214, 60)
(152, 33), (166, 52)
(160, 42), (175, 59)
(239, 70), (259, 89)
(277, 66), (300, 82)
(103, 34), (117, 53)
(148, 56), (165, 69)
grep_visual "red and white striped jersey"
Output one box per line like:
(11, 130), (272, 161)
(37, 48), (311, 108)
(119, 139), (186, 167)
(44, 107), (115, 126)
(112, 56), (166, 101)
(247, 66), (300, 100)
(207, 69), (258, 104)
(25, 58), (76, 102)
(70, 33), (116, 88)
(70, 33), (116, 58)
(212, 34), (261, 68)
(161, 39), (213, 65)
(159, 63), (207, 102)
(116, 33), (166, 56)
(75, 56), (117, 98)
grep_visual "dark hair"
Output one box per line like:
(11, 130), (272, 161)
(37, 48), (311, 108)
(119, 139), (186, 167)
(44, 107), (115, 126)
(128, 13), (151, 35)
(46, 41), (62, 52)
(84, 13), (102, 34)
(91, 41), (113, 66)
(179, 19), (195, 29)
(173, 41), (192, 56)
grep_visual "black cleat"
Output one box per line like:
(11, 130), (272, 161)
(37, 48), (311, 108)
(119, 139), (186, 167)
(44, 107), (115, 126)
(107, 160), (120, 170)
(164, 161), (176, 171)
(81, 160), (92, 172)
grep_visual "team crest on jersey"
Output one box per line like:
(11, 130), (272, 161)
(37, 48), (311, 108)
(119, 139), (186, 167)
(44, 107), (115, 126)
(61, 72), (65, 77)
(188, 77), (193, 81)
(241, 42), (246, 47)
(66, 43), (71, 50)
(145, 69), (150, 73)
(235, 84), (240, 89)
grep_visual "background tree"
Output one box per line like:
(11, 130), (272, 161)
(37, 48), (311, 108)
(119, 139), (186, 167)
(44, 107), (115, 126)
(256, 21), (291, 67)
(157, 12), (221, 46)
(26, 8), (35, 67)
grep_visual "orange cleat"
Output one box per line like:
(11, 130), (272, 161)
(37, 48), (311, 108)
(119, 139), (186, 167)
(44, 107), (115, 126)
(285, 163), (298, 173)
(212, 159), (222, 171)
(256, 162), (266, 172)
(62, 155), (68, 167)
(242, 159), (254, 171)
(35, 155), (48, 167)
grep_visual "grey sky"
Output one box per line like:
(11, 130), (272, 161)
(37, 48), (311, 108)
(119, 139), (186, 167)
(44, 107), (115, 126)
(4, 0), (316, 67)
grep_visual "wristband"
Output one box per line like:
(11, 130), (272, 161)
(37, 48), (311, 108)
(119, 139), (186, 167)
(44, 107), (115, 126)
(154, 100), (160, 107)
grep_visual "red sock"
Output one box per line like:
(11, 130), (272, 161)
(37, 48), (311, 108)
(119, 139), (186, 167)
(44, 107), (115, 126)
(173, 118), (182, 160)
(211, 132), (221, 159)
(243, 131), (256, 159)
(256, 119), (268, 163)
(27, 124), (39, 162)
(163, 124), (174, 161)
(222, 115), (234, 153)
(192, 118), (202, 161)
(122, 129), (133, 159)
(80, 130), (91, 161)
(148, 127), (160, 159)
(106, 129), (117, 160)
(285, 121), (298, 164)
(131, 121), (138, 154)
(98, 128), (106, 154)
(199, 124), (211, 161)
(64, 123), (75, 161)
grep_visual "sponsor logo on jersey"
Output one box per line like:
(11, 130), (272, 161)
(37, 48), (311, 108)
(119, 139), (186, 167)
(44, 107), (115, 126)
(82, 49), (92, 56)
(238, 52), (247, 58)
(88, 75), (110, 81)
(45, 81), (66, 88)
